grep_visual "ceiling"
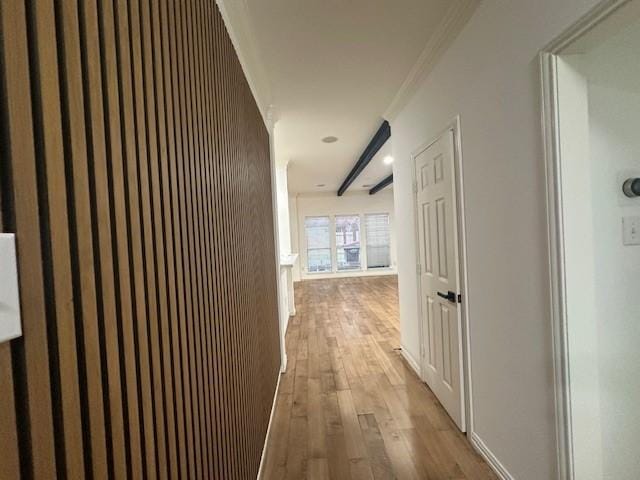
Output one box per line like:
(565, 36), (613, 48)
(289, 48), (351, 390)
(239, 0), (455, 193)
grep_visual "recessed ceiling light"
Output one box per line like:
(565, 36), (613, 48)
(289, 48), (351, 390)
(316, 184), (326, 187)
(321, 136), (338, 144)
(383, 155), (394, 165)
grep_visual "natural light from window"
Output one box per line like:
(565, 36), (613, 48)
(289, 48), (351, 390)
(365, 213), (391, 268)
(305, 216), (332, 272)
(335, 215), (361, 271)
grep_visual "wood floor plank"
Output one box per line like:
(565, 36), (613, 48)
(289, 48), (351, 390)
(337, 390), (368, 460)
(326, 433), (352, 480)
(349, 457), (375, 480)
(285, 416), (308, 480)
(262, 276), (498, 480)
(308, 458), (330, 480)
(358, 414), (394, 480)
(308, 378), (327, 459)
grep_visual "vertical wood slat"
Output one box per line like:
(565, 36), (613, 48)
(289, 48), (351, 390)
(164, 0), (196, 476)
(0, 1), (281, 478)
(188, 1), (212, 476)
(0, 1), (58, 477)
(136, 0), (175, 477)
(56, 1), (111, 477)
(99, 0), (145, 477)
(198, 3), (220, 477)
(147, 1), (184, 478)
(78, 0), (129, 477)
(0, 347), (19, 480)
(114, 0), (159, 476)
(182, 0), (207, 476)
(0, 4), (21, 479)
(0, 106), (20, 480)
(174, 1), (203, 477)
(128, 0), (170, 477)
(29, 0), (86, 477)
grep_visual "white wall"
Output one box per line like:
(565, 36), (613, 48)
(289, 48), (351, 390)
(289, 195), (301, 281)
(292, 190), (397, 280)
(390, 0), (601, 478)
(583, 23), (640, 479)
(275, 163), (292, 254)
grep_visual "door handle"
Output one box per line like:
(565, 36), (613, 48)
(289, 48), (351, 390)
(437, 291), (460, 303)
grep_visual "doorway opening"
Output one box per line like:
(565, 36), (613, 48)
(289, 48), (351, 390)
(542, 1), (640, 478)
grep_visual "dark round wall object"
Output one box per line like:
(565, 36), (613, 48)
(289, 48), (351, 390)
(622, 178), (640, 198)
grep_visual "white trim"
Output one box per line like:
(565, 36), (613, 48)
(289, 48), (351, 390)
(469, 432), (514, 480)
(256, 371), (282, 479)
(301, 269), (397, 281)
(267, 114), (288, 374)
(540, 50), (574, 480)
(539, 2), (631, 479)
(452, 117), (474, 436)
(400, 345), (421, 377)
(541, 0), (632, 53)
(411, 117), (471, 433)
(383, 0), (479, 121)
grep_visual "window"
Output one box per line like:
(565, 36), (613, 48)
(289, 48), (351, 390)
(305, 216), (331, 272)
(335, 215), (361, 270)
(365, 213), (391, 268)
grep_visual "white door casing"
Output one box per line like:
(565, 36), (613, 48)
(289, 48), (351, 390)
(415, 129), (465, 431)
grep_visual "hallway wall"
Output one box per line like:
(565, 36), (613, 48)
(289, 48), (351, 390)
(390, 0), (601, 478)
(0, 1), (280, 479)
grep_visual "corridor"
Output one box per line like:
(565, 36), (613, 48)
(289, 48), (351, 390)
(262, 277), (497, 479)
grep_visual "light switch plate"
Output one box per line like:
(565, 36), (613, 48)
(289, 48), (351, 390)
(623, 216), (640, 246)
(0, 234), (22, 343)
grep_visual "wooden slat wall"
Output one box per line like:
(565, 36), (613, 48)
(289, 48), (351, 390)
(0, 1), (281, 478)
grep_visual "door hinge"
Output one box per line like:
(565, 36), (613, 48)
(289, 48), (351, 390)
(457, 293), (462, 303)
(413, 180), (418, 194)
(416, 263), (422, 275)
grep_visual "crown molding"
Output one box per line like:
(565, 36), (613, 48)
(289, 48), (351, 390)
(216, 0), (273, 125)
(383, 0), (480, 121)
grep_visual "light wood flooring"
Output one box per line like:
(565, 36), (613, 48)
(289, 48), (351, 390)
(261, 276), (497, 480)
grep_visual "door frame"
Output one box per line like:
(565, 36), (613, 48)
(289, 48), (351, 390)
(411, 116), (472, 433)
(539, 1), (631, 478)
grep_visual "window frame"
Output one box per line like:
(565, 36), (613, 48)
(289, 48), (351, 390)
(304, 215), (333, 274)
(334, 213), (363, 272)
(364, 212), (392, 269)
(302, 211), (393, 276)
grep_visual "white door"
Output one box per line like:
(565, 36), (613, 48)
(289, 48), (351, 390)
(415, 129), (465, 431)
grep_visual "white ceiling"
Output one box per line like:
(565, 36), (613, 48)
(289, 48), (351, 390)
(241, 0), (455, 193)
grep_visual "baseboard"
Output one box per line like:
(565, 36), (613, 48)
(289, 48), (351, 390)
(469, 432), (514, 480)
(256, 369), (282, 479)
(400, 344), (421, 378)
(300, 269), (398, 281)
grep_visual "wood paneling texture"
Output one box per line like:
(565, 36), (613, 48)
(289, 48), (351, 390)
(0, 1), (281, 478)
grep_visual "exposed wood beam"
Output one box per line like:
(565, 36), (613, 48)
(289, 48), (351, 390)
(369, 174), (393, 195)
(337, 120), (391, 196)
